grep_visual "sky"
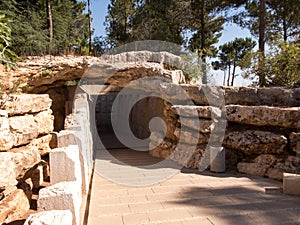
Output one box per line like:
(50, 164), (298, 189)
(85, 0), (254, 86)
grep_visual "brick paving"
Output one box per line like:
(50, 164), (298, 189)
(86, 149), (300, 225)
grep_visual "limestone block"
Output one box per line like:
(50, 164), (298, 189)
(179, 118), (214, 133)
(257, 88), (297, 107)
(289, 132), (300, 153)
(34, 109), (54, 135)
(226, 105), (300, 128)
(0, 110), (8, 131)
(237, 162), (269, 177)
(56, 130), (77, 148)
(171, 105), (222, 119)
(0, 94), (52, 116)
(24, 210), (73, 225)
(0, 189), (30, 224)
(266, 168), (284, 180)
(9, 145), (41, 180)
(38, 181), (81, 225)
(210, 147), (226, 173)
(9, 115), (39, 147)
(0, 152), (17, 190)
(253, 154), (278, 166)
(50, 145), (82, 189)
(0, 132), (15, 151)
(224, 86), (260, 106)
(28, 134), (53, 156)
(283, 173), (300, 196)
(223, 130), (287, 155)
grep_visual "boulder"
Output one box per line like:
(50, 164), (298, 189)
(9, 115), (39, 147)
(9, 145), (41, 180)
(226, 105), (300, 128)
(0, 189), (30, 224)
(0, 152), (17, 191)
(223, 130), (287, 155)
(24, 210), (73, 225)
(34, 110), (54, 135)
(0, 94), (52, 116)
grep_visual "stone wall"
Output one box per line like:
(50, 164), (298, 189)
(149, 85), (300, 180)
(0, 94), (54, 224)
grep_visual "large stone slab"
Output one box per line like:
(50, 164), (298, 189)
(223, 130), (287, 154)
(50, 145), (82, 190)
(38, 181), (81, 225)
(0, 152), (17, 191)
(226, 105), (300, 128)
(0, 189), (30, 224)
(0, 94), (52, 116)
(171, 105), (222, 119)
(24, 210), (73, 225)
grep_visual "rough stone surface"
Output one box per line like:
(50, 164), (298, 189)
(223, 130), (288, 155)
(38, 181), (81, 225)
(34, 110), (54, 135)
(171, 105), (222, 119)
(28, 134), (53, 156)
(9, 115), (39, 147)
(0, 94), (52, 116)
(237, 162), (270, 177)
(226, 105), (300, 128)
(0, 152), (17, 191)
(24, 210), (73, 225)
(9, 146), (41, 180)
(290, 132), (300, 153)
(0, 189), (30, 224)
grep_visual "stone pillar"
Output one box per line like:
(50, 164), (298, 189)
(210, 147), (226, 173)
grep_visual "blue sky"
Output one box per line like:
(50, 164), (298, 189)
(85, 0), (254, 86)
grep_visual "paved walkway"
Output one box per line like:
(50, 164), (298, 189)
(87, 149), (300, 225)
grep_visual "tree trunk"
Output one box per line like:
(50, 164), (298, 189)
(88, 0), (92, 54)
(231, 62), (236, 86)
(227, 65), (231, 86)
(283, 0), (288, 41)
(258, 0), (266, 86)
(200, 0), (207, 84)
(223, 69), (226, 86)
(46, 0), (53, 55)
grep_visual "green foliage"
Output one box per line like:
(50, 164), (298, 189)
(212, 37), (256, 86)
(131, 0), (183, 45)
(0, 14), (17, 62)
(256, 41), (300, 87)
(105, 0), (135, 47)
(0, 0), (89, 56)
(180, 53), (203, 82)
